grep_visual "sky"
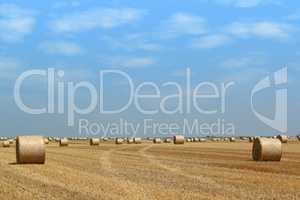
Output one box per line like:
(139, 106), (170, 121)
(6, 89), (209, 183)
(0, 0), (300, 137)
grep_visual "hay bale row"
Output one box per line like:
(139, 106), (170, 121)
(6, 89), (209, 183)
(240, 137), (248, 141)
(16, 135), (45, 164)
(249, 136), (260, 143)
(0, 137), (8, 140)
(187, 137), (207, 142)
(252, 137), (282, 161)
(9, 134), (290, 164)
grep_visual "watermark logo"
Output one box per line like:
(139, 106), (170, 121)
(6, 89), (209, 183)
(13, 68), (235, 129)
(251, 67), (287, 132)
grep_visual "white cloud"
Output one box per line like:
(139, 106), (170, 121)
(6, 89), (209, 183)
(160, 13), (207, 38)
(101, 56), (155, 68)
(58, 68), (95, 81)
(101, 34), (161, 52)
(0, 4), (35, 43)
(219, 54), (269, 82)
(213, 0), (281, 8)
(191, 34), (230, 49)
(0, 57), (19, 69)
(39, 41), (82, 56)
(285, 10), (300, 21)
(49, 7), (145, 33)
(52, 1), (81, 9)
(223, 67), (268, 83)
(0, 57), (21, 78)
(122, 57), (154, 68)
(220, 55), (266, 69)
(226, 21), (295, 39)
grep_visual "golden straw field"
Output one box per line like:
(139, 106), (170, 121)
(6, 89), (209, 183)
(1, 140), (300, 200)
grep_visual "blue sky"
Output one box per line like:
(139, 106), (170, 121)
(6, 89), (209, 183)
(0, 0), (300, 137)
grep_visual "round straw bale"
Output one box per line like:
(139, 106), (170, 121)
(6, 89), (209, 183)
(59, 138), (69, 147)
(252, 137), (282, 161)
(44, 138), (49, 144)
(2, 140), (10, 147)
(276, 135), (288, 143)
(199, 138), (206, 142)
(229, 137), (236, 142)
(8, 139), (14, 144)
(193, 137), (199, 142)
(127, 138), (134, 144)
(133, 137), (142, 144)
(223, 138), (229, 142)
(164, 138), (172, 143)
(90, 138), (100, 146)
(297, 135), (300, 141)
(153, 138), (162, 144)
(115, 138), (124, 144)
(173, 135), (184, 144)
(16, 135), (45, 164)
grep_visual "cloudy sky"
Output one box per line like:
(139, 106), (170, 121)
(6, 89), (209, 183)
(0, 0), (300, 137)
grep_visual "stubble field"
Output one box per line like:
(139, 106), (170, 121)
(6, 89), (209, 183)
(0, 140), (300, 200)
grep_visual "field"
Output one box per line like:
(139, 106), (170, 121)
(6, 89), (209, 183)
(0, 140), (300, 200)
